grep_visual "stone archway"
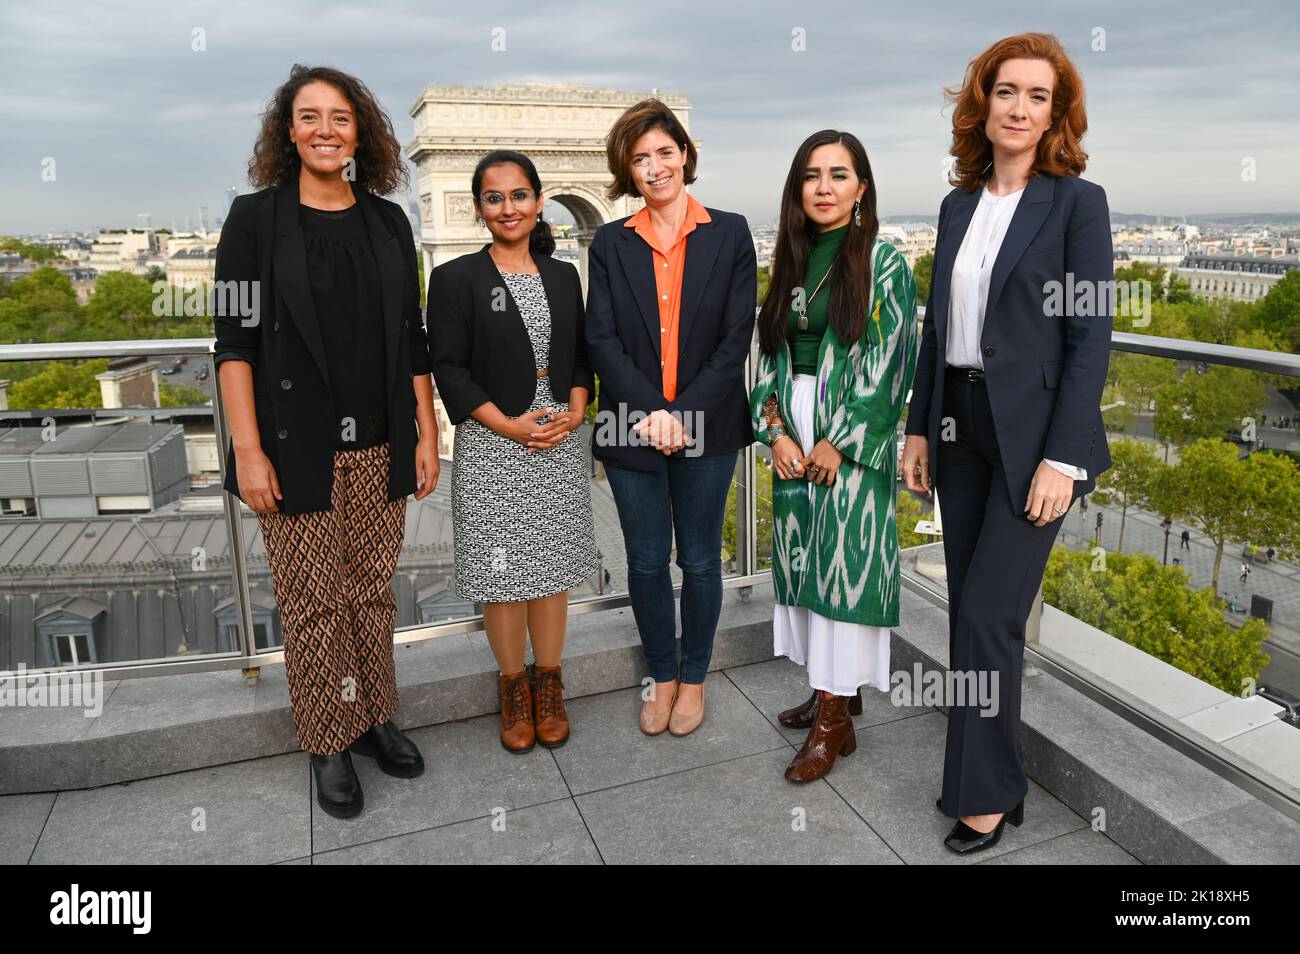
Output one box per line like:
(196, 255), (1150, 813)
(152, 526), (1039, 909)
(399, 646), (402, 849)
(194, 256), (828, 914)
(405, 82), (694, 293)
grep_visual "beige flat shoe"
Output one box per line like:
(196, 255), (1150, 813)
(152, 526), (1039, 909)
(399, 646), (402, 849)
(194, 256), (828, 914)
(640, 679), (679, 736)
(668, 682), (706, 736)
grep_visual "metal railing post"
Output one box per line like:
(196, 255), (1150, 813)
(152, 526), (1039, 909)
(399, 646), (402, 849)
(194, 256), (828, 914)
(209, 345), (259, 680)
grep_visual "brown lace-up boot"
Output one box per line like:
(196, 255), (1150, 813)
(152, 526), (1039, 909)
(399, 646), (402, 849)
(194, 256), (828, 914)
(784, 692), (857, 783)
(531, 663), (570, 748)
(498, 670), (535, 753)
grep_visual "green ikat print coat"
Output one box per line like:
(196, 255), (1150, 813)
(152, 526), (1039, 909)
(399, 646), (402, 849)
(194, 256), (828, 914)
(750, 238), (918, 627)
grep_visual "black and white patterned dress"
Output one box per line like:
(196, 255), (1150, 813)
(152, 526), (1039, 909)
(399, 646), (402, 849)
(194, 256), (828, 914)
(451, 271), (599, 601)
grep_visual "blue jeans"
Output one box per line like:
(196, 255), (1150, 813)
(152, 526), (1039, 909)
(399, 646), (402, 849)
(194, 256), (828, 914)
(604, 451), (738, 684)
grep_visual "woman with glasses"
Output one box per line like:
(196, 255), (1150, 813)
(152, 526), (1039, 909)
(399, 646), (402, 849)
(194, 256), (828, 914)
(428, 149), (598, 753)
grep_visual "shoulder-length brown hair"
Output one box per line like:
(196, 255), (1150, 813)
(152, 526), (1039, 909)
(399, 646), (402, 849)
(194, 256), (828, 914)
(757, 130), (879, 358)
(604, 99), (697, 201)
(247, 64), (408, 195)
(944, 33), (1088, 191)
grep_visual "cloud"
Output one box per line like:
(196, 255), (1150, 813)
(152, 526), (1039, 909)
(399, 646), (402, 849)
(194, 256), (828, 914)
(1, 0), (1296, 233)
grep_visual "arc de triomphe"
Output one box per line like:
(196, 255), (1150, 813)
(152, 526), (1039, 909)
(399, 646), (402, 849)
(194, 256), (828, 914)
(405, 83), (694, 290)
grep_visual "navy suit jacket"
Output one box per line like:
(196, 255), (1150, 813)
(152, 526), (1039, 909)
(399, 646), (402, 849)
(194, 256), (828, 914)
(905, 173), (1114, 508)
(584, 206), (757, 470)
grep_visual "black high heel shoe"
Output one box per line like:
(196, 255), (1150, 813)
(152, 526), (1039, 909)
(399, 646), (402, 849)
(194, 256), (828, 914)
(942, 800), (1024, 854)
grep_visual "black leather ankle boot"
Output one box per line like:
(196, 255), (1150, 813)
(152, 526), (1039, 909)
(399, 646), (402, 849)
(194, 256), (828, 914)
(348, 720), (425, 778)
(310, 750), (363, 819)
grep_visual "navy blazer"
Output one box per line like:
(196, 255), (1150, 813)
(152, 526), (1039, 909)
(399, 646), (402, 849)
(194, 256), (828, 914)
(905, 173), (1114, 508)
(584, 206), (757, 471)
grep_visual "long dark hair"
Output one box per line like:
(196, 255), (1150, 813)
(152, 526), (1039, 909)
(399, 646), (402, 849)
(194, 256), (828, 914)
(757, 130), (879, 358)
(247, 64), (408, 195)
(470, 150), (555, 256)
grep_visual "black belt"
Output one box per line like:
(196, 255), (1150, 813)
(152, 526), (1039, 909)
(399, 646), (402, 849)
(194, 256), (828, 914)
(946, 365), (985, 382)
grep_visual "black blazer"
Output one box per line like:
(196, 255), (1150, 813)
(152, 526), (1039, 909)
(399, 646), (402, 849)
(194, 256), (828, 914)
(427, 246), (593, 423)
(584, 207), (757, 471)
(905, 173), (1114, 507)
(212, 179), (431, 515)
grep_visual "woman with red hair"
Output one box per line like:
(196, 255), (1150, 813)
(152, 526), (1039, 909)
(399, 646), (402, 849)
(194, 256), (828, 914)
(901, 33), (1114, 854)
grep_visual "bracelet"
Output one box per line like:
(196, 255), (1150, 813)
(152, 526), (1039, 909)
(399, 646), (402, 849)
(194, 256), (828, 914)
(767, 424), (787, 443)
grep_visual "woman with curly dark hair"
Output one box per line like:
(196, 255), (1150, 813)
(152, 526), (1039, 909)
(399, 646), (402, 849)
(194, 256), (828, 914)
(214, 65), (439, 820)
(900, 33), (1113, 853)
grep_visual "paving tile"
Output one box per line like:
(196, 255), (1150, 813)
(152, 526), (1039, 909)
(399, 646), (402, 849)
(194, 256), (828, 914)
(547, 671), (788, 796)
(822, 710), (1087, 864)
(1178, 799), (1300, 864)
(980, 827), (1140, 864)
(724, 657), (935, 745)
(576, 748), (901, 864)
(310, 716), (570, 854)
(0, 791), (55, 864)
(30, 751), (309, 864)
(81, 669), (255, 739)
(0, 680), (118, 746)
(314, 798), (601, 864)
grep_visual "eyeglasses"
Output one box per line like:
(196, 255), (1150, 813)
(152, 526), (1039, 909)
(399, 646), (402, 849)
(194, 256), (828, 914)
(480, 189), (538, 206)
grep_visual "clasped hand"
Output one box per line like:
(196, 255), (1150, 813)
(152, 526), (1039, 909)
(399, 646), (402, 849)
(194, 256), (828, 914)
(633, 408), (693, 455)
(772, 436), (842, 485)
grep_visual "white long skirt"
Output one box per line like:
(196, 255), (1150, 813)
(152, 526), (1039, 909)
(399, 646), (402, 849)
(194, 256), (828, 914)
(772, 374), (892, 696)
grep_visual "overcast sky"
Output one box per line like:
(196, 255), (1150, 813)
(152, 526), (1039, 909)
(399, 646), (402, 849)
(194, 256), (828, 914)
(4, 0), (1298, 234)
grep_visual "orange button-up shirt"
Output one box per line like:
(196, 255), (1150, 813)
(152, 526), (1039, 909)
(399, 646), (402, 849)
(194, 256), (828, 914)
(624, 193), (712, 402)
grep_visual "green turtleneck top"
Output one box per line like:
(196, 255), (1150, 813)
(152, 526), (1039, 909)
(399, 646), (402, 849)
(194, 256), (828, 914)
(786, 222), (848, 376)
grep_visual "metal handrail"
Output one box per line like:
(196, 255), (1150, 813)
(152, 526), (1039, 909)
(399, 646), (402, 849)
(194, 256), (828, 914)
(1, 329), (1296, 683)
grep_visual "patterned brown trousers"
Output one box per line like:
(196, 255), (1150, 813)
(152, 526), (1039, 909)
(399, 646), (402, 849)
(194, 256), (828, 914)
(257, 441), (407, 755)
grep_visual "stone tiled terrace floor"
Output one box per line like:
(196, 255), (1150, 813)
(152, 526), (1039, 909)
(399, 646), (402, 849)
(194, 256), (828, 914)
(2, 656), (1138, 865)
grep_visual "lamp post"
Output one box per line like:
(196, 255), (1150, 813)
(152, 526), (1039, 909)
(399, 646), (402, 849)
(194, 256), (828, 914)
(1161, 517), (1172, 565)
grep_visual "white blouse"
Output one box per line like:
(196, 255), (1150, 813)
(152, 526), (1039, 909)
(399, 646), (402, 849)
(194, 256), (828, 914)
(946, 183), (1086, 481)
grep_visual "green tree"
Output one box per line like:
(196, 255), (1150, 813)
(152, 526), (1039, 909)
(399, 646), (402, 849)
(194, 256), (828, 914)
(1043, 548), (1269, 694)
(1153, 438), (1300, 596)
(8, 360), (108, 409)
(724, 457), (773, 572)
(1255, 269), (1300, 354)
(0, 267), (82, 342)
(1092, 437), (1162, 552)
(1165, 273), (1196, 304)
(160, 382), (210, 406)
(912, 252), (934, 307)
(0, 237), (63, 263)
(896, 486), (933, 550)
(1114, 261), (1167, 302)
(1153, 365), (1265, 453)
(1183, 297), (1255, 345)
(83, 271), (162, 340)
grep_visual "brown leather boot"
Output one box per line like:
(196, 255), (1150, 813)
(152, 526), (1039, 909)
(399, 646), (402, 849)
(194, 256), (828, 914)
(532, 663), (570, 748)
(778, 691), (819, 728)
(498, 670), (535, 754)
(784, 692), (857, 783)
(778, 687), (864, 729)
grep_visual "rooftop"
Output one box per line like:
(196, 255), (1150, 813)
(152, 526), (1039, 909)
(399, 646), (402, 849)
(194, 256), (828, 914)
(4, 582), (1298, 865)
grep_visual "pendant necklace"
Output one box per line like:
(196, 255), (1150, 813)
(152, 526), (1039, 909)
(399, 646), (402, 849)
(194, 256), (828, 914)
(796, 265), (832, 331)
